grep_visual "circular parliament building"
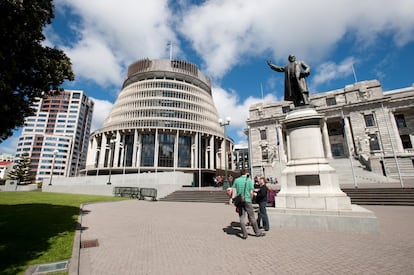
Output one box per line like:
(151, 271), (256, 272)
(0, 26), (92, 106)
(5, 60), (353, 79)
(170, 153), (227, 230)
(84, 59), (233, 185)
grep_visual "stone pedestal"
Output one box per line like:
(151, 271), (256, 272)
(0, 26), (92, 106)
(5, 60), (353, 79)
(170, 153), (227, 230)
(269, 107), (379, 233)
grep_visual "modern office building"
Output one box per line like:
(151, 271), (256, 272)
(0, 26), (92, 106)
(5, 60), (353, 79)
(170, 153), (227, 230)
(247, 80), (414, 182)
(85, 59), (233, 186)
(15, 90), (94, 180)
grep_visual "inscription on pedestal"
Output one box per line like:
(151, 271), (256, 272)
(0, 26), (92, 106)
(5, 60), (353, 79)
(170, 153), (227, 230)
(296, 175), (320, 186)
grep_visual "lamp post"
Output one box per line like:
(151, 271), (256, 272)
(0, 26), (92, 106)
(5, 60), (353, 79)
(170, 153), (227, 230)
(49, 149), (59, 186)
(219, 117), (231, 190)
(107, 136), (116, 185)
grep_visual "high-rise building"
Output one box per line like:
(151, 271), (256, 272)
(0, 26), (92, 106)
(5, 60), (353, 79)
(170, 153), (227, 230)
(85, 59), (233, 186)
(15, 90), (94, 180)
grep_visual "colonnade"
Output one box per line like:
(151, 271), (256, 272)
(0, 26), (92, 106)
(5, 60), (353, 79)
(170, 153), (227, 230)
(85, 129), (231, 175)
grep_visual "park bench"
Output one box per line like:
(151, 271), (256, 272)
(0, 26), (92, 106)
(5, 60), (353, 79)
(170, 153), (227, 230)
(139, 187), (157, 201)
(113, 187), (140, 199)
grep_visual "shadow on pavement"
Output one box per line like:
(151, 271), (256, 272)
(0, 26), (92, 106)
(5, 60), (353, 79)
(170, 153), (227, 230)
(223, 221), (245, 239)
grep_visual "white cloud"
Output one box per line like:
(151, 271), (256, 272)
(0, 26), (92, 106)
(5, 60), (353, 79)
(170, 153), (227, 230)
(90, 97), (113, 132)
(179, 0), (414, 79)
(212, 85), (277, 145)
(43, 0), (414, 147)
(52, 0), (176, 87)
(311, 57), (357, 88)
(48, 0), (414, 88)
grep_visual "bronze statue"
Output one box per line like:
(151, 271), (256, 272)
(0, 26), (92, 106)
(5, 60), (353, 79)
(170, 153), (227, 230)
(267, 55), (310, 107)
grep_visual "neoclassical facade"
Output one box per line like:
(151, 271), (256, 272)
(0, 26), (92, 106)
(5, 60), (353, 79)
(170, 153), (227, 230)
(247, 80), (414, 182)
(84, 59), (233, 185)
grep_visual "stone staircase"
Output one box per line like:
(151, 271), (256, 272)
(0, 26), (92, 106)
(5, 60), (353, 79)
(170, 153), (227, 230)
(160, 187), (414, 206)
(160, 188), (229, 204)
(160, 158), (414, 205)
(328, 157), (401, 187)
(343, 188), (414, 206)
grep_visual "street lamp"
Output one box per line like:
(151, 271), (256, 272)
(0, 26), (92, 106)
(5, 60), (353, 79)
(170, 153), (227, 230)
(49, 149), (59, 186)
(219, 117), (231, 190)
(107, 136), (116, 185)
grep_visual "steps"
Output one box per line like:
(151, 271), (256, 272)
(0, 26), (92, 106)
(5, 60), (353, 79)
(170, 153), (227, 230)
(160, 188), (414, 206)
(328, 158), (400, 186)
(160, 189), (229, 204)
(342, 188), (414, 206)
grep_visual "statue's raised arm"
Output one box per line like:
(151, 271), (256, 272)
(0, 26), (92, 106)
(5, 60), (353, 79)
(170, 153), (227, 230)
(267, 55), (310, 107)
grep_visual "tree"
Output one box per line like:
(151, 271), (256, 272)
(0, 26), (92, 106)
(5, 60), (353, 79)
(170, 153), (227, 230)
(0, 0), (74, 143)
(7, 153), (35, 184)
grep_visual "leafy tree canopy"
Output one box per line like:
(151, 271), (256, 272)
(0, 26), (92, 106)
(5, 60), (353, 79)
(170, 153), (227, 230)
(0, 0), (74, 143)
(7, 152), (35, 184)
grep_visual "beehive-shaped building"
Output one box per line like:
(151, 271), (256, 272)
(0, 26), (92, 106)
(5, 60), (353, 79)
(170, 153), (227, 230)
(85, 59), (232, 184)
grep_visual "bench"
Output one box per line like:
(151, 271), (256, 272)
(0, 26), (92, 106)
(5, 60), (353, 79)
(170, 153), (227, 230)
(139, 187), (157, 201)
(113, 187), (140, 199)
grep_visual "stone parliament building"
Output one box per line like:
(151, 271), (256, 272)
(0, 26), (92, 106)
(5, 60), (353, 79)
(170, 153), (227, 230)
(247, 80), (414, 183)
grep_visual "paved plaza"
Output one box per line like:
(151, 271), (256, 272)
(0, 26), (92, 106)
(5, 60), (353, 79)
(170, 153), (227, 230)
(75, 200), (414, 275)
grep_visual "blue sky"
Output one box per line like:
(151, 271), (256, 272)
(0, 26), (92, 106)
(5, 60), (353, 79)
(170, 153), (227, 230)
(1, 0), (414, 155)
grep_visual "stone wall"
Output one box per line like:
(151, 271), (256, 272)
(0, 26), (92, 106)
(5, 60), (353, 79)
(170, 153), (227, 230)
(41, 172), (192, 198)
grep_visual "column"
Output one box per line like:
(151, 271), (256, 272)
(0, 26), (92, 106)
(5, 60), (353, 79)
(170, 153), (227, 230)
(209, 136), (214, 170)
(276, 125), (287, 162)
(344, 117), (354, 156)
(132, 129), (138, 167)
(321, 118), (333, 158)
(388, 111), (404, 152)
(85, 137), (95, 167)
(99, 134), (107, 167)
(113, 131), (121, 167)
(174, 131), (179, 170)
(154, 129), (159, 169)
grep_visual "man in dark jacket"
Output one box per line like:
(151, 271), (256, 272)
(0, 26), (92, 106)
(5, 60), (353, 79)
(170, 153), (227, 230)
(255, 176), (270, 231)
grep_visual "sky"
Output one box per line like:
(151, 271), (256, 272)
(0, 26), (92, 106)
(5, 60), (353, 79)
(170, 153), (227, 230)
(1, 0), (414, 155)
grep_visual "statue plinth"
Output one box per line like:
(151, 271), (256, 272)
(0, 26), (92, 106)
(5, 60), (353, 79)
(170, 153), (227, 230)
(268, 106), (379, 232)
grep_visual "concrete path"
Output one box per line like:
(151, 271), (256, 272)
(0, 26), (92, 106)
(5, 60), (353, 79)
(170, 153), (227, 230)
(75, 200), (414, 274)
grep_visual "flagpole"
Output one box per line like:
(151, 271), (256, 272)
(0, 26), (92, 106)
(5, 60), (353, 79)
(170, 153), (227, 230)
(342, 110), (358, 188)
(169, 41), (173, 60)
(351, 63), (358, 83)
(260, 83), (264, 101)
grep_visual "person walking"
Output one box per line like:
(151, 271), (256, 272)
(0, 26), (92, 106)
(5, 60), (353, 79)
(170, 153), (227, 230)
(255, 176), (270, 231)
(232, 170), (265, 239)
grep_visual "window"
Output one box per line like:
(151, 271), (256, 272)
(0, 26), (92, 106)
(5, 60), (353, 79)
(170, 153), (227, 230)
(395, 114), (407, 128)
(141, 134), (155, 166)
(369, 134), (380, 151)
(282, 106), (290, 113)
(178, 135), (191, 168)
(326, 97), (337, 106)
(364, 114), (376, 127)
(400, 135), (412, 149)
(259, 129), (267, 140)
(158, 134), (175, 167)
(261, 146), (268, 161)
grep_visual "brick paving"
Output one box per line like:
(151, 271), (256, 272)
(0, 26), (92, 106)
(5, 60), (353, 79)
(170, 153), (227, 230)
(76, 200), (414, 275)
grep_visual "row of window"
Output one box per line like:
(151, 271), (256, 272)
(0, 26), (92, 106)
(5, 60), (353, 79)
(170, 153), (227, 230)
(111, 120), (216, 134)
(128, 81), (204, 95)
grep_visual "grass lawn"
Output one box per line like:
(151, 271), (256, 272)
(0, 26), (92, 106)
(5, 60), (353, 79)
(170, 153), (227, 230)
(0, 192), (128, 275)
